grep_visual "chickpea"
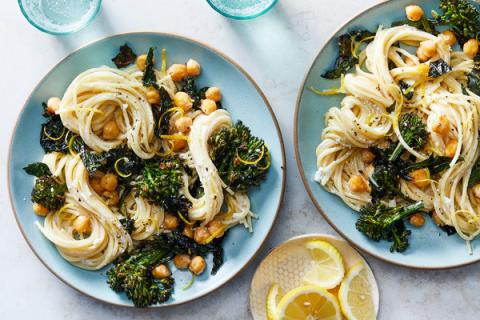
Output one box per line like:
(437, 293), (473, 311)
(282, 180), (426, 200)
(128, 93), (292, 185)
(167, 64), (187, 81)
(417, 40), (436, 61)
(445, 139), (458, 158)
(173, 91), (193, 111)
(432, 212), (443, 226)
(432, 115), (450, 136)
(175, 117), (193, 133)
(146, 87), (160, 104)
(405, 5), (424, 22)
(73, 215), (92, 234)
(182, 226), (194, 238)
(200, 99), (217, 115)
(32, 203), (49, 216)
(409, 213), (425, 227)
(103, 190), (119, 206)
(152, 264), (171, 279)
(442, 30), (457, 46)
(205, 87), (222, 102)
(172, 134), (187, 151)
(100, 173), (118, 192)
(90, 178), (104, 194)
(102, 120), (120, 140)
(194, 226), (211, 244)
(163, 213), (179, 230)
(463, 39), (479, 59)
(207, 220), (225, 238)
(189, 256), (206, 275)
(410, 169), (430, 188)
(136, 54), (148, 71)
(348, 175), (371, 193)
(472, 184), (480, 199)
(173, 254), (191, 270)
(47, 97), (61, 114)
(186, 59), (201, 76)
(361, 150), (375, 164)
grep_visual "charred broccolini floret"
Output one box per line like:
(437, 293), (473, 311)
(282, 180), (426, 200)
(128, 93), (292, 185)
(433, 0), (480, 44)
(389, 113), (429, 162)
(356, 201), (424, 252)
(136, 157), (191, 214)
(209, 121), (270, 192)
(107, 241), (173, 307)
(24, 162), (66, 211)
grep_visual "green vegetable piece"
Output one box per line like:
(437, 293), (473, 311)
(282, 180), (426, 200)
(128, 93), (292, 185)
(399, 81), (414, 100)
(356, 201), (424, 253)
(428, 59), (452, 78)
(23, 162), (51, 177)
(142, 47), (158, 89)
(31, 176), (66, 211)
(433, 0), (480, 44)
(112, 44), (137, 68)
(389, 113), (429, 162)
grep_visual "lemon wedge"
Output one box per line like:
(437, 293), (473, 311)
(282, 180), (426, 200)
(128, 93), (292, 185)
(338, 263), (376, 320)
(266, 284), (283, 320)
(276, 285), (342, 320)
(302, 240), (345, 289)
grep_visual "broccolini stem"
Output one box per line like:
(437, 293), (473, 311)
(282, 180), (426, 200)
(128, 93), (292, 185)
(396, 201), (424, 221)
(389, 143), (404, 162)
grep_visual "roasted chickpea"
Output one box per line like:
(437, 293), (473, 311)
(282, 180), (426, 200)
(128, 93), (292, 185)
(152, 264), (171, 279)
(442, 30), (457, 46)
(102, 120), (120, 140)
(175, 117), (193, 133)
(200, 99), (217, 115)
(432, 212), (443, 226)
(194, 226), (211, 244)
(73, 215), (92, 234)
(163, 213), (179, 230)
(136, 54), (148, 71)
(173, 254), (191, 270)
(205, 87), (221, 102)
(173, 91), (193, 111)
(207, 220), (225, 238)
(409, 213), (425, 227)
(172, 134), (188, 151)
(410, 169), (430, 188)
(182, 226), (194, 238)
(103, 190), (119, 206)
(464, 39), (479, 58)
(432, 115), (450, 136)
(47, 97), (61, 114)
(472, 184), (480, 199)
(361, 150), (375, 164)
(189, 256), (206, 275)
(186, 59), (201, 76)
(417, 40), (436, 61)
(445, 139), (458, 158)
(167, 64), (187, 81)
(405, 5), (424, 22)
(100, 173), (118, 192)
(348, 175), (371, 193)
(146, 87), (160, 104)
(32, 203), (49, 216)
(90, 178), (104, 194)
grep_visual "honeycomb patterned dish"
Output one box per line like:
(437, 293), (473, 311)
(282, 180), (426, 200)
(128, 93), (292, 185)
(249, 234), (379, 319)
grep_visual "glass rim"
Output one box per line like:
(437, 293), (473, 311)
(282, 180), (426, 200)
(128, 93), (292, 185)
(18, 0), (103, 35)
(206, 0), (278, 20)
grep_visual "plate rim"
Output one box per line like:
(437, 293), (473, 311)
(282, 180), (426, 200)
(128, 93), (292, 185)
(248, 233), (380, 319)
(7, 31), (286, 307)
(293, 0), (480, 270)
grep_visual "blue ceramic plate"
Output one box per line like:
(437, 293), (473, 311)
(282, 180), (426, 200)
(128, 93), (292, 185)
(8, 33), (285, 306)
(295, 0), (480, 269)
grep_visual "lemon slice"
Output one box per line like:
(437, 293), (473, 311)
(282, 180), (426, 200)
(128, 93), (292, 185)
(302, 240), (345, 289)
(276, 285), (341, 320)
(338, 263), (376, 320)
(266, 284), (283, 320)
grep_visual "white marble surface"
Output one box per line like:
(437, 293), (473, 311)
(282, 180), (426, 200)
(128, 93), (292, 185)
(1, 0), (480, 319)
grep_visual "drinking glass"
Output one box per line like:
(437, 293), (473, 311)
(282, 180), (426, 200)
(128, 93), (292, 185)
(18, 0), (102, 35)
(206, 0), (277, 20)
